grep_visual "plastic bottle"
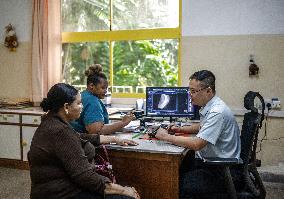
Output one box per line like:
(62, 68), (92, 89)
(104, 89), (112, 107)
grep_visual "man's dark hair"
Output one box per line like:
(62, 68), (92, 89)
(189, 70), (216, 92)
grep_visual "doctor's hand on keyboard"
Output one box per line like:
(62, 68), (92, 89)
(168, 125), (181, 134)
(148, 124), (169, 138)
(155, 127), (171, 141)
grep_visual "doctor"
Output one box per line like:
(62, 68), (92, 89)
(155, 70), (241, 198)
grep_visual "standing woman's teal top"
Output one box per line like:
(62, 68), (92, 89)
(70, 90), (109, 133)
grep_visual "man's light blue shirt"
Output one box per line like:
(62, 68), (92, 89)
(196, 95), (241, 159)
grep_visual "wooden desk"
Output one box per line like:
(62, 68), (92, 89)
(107, 133), (188, 199)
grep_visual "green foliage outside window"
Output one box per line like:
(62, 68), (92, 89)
(113, 40), (178, 88)
(61, 0), (180, 93)
(62, 42), (110, 85)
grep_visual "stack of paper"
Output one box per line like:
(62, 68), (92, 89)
(122, 120), (140, 132)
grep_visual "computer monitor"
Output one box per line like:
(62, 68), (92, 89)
(146, 87), (195, 119)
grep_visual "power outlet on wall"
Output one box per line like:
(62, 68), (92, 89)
(264, 98), (281, 110)
(263, 99), (272, 111)
(271, 98), (281, 109)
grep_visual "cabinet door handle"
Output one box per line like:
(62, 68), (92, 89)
(33, 119), (38, 123)
(22, 141), (28, 147)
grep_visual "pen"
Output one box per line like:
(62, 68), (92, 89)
(132, 129), (147, 139)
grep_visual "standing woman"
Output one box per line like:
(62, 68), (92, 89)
(28, 83), (139, 199)
(71, 64), (135, 134)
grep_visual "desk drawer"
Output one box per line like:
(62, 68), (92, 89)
(0, 113), (20, 123)
(22, 115), (41, 125)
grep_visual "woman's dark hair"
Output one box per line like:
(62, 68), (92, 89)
(85, 64), (107, 86)
(40, 83), (78, 112)
(189, 70), (216, 92)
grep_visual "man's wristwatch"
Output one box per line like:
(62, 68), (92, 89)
(160, 124), (169, 130)
(148, 124), (169, 138)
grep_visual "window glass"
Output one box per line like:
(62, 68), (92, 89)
(112, 0), (179, 30)
(61, 0), (110, 32)
(61, 0), (180, 96)
(62, 42), (109, 90)
(112, 39), (178, 94)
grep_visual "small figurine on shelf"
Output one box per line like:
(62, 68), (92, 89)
(4, 23), (18, 52)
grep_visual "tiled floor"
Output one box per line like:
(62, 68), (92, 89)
(0, 167), (30, 199)
(0, 166), (283, 199)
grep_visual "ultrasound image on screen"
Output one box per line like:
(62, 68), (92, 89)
(146, 87), (195, 117)
(152, 93), (177, 111)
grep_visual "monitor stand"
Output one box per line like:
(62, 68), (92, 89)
(169, 117), (175, 123)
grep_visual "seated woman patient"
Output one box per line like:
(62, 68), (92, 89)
(71, 64), (135, 134)
(28, 83), (139, 199)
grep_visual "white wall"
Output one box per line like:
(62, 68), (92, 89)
(182, 0), (284, 36)
(181, 0), (284, 166)
(0, 0), (32, 42)
(0, 0), (33, 100)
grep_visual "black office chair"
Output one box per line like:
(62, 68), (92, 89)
(202, 91), (266, 199)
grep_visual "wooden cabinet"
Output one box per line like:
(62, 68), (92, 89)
(0, 110), (42, 169)
(0, 124), (21, 160)
(21, 114), (41, 162)
(0, 113), (20, 123)
(0, 113), (21, 160)
(22, 115), (41, 125)
(22, 126), (37, 161)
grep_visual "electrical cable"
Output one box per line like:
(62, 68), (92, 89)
(256, 102), (270, 153)
(256, 104), (284, 153)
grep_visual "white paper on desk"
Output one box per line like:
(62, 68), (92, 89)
(107, 107), (134, 115)
(107, 108), (119, 115)
(122, 120), (140, 131)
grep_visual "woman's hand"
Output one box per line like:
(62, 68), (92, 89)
(121, 112), (135, 126)
(105, 183), (140, 199)
(122, 186), (140, 199)
(115, 138), (138, 146)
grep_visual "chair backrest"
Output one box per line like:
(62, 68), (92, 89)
(240, 91), (265, 165)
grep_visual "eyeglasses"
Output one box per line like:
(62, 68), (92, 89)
(189, 87), (208, 95)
